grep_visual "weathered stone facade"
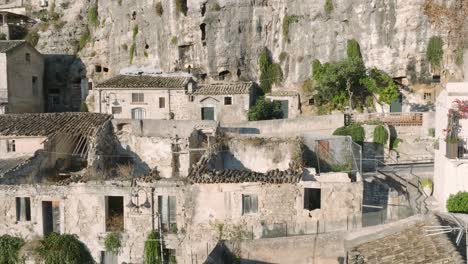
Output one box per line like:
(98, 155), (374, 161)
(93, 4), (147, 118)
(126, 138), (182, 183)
(0, 41), (44, 114)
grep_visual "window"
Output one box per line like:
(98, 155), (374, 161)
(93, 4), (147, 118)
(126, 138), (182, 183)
(105, 196), (124, 232)
(42, 201), (60, 236)
(201, 107), (215, 120)
(32, 76), (38, 96)
(188, 95), (194, 102)
(242, 194), (258, 215)
(95, 65), (102, 73)
(424, 92), (432, 100)
(304, 188), (321, 211)
(88, 82), (93, 91)
(131, 108), (145, 120)
(103, 67), (109, 73)
(224, 97), (232, 105)
(132, 93), (144, 103)
(111, 107), (122, 114)
(25, 53), (31, 63)
(308, 98), (315, 105)
(159, 97), (166, 108)
(16, 197), (31, 222)
(158, 196), (177, 232)
(7, 139), (15, 152)
(432, 75), (441, 83)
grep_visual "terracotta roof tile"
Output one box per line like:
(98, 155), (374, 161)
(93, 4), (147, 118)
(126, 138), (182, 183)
(96, 75), (191, 89)
(266, 91), (299, 97)
(192, 82), (253, 95)
(0, 40), (26, 53)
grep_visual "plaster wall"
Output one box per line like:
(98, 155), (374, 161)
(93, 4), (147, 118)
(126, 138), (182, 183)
(223, 114), (345, 136)
(0, 53), (7, 101)
(221, 138), (297, 172)
(0, 136), (45, 157)
(6, 44), (44, 113)
(434, 82), (468, 210)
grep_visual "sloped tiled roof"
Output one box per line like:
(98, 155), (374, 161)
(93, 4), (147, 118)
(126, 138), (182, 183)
(349, 217), (465, 264)
(192, 82), (253, 95)
(0, 112), (111, 138)
(96, 75), (191, 89)
(0, 40), (26, 53)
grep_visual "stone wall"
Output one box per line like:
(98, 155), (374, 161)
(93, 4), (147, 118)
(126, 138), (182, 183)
(6, 44), (44, 113)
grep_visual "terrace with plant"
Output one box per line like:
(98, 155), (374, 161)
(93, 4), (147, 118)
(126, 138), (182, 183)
(443, 99), (468, 159)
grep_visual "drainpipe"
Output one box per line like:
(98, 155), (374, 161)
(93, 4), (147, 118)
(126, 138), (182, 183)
(98, 89), (102, 113)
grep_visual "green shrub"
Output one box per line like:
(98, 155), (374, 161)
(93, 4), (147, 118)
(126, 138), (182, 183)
(0, 32), (6, 40)
(80, 102), (88, 112)
(133, 24), (139, 41)
(324, 0), (334, 15)
(421, 178), (433, 188)
(333, 123), (365, 144)
(36, 233), (94, 264)
(426, 36), (444, 68)
(428, 128), (435, 137)
(144, 231), (162, 264)
(248, 97), (283, 121)
(373, 125), (388, 145)
(155, 2), (163, 16)
(87, 4), (99, 27)
(446, 192), (468, 213)
(25, 30), (40, 47)
(390, 137), (402, 150)
(174, 0), (187, 15)
(0, 235), (25, 264)
(282, 15), (299, 42)
(258, 48), (283, 93)
(104, 233), (121, 254)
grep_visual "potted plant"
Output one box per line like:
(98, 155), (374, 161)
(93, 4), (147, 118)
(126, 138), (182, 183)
(421, 179), (433, 197)
(445, 135), (460, 159)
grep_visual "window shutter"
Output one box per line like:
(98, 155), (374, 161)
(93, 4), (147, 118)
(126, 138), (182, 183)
(304, 189), (310, 210)
(243, 195), (250, 214)
(25, 198), (31, 221)
(15, 198), (20, 222)
(160, 196), (169, 225)
(168, 196), (176, 224)
(251, 195), (258, 213)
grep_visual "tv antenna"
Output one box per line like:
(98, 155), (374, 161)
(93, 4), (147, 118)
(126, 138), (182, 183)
(424, 214), (467, 263)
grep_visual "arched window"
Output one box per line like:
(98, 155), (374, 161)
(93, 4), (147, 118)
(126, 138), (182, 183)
(131, 108), (145, 120)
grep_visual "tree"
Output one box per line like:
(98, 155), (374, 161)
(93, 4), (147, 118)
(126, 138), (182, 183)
(144, 231), (162, 264)
(258, 48), (283, 94)
(248, 97), (283, 121)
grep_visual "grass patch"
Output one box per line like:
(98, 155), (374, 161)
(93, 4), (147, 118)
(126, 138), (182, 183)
(455, 47), (464, 67)
(78, 26), (90, 51)
(171, 36), (177, 45)
(25, 30), (40, 47)
(129, 43), (136, 64)
(132, 24), (139, 41)
(325, 0), (334, 15)
(426, 36), (444, 68)
(87, 4), (99, 27)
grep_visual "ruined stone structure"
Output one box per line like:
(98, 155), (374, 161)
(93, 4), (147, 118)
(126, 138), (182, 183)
(0, 40), (44, 114)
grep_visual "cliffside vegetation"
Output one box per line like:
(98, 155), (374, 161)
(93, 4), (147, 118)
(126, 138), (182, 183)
(87, 4), (99, 28)
(426, 36), (444, 68)
(310, 39), (399, 113)
(258, 48), (283, 93)
(324, 0), (334, 15)
(446, 192), (468, 213)
(175, 0), (188, 16)
(373, 125), (388, 145)
(282, 15), (299, 42)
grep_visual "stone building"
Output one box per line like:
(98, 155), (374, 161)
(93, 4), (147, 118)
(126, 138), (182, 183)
(94, 74), (196, 120)
(94, 74), (255, 123)
(434, 82), (468, 210)
(0, 40), (44, 114)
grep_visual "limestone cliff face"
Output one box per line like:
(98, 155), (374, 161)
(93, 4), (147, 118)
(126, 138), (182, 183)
(30, 0), (466, 89)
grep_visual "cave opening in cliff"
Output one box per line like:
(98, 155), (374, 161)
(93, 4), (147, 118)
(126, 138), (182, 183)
(237, 68), (241, 78)
(219, 70), (231, 80)
(201, 3), (206, 16)
(95, 65), (102, 73)
(200, 23), (206, 46)
(132, 11), (137, 20)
